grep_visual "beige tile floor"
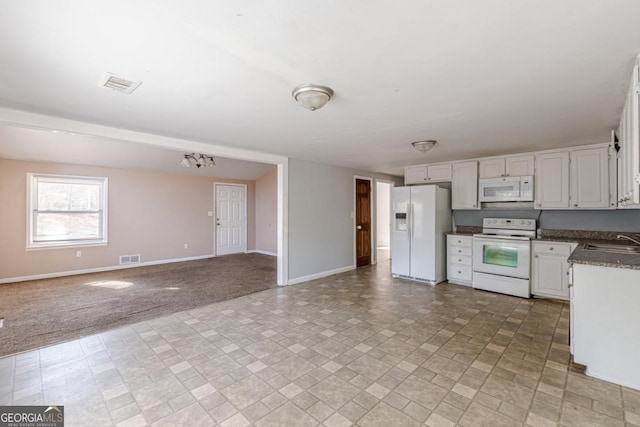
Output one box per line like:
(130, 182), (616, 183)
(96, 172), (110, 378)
(1, 261), (639, 426)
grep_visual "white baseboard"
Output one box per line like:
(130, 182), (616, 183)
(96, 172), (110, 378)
(0, 254), (215, 284)
(585, 368), (640, 392)
(246, 249), (277, 257)
(286, 265), (355, 286)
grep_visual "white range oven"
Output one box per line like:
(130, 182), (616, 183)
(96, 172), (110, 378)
(472, 218), (536, 298)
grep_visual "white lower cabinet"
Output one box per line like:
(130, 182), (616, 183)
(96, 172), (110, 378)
(531, 241), (577, 300)
(447, 235), (473, 286)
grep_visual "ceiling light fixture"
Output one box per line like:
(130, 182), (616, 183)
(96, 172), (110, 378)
(411, 140), (437, 153)
(181, 153), (216, 168)
(292, 84), (334, 111)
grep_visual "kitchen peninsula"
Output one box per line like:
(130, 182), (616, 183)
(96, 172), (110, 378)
(569, 243), (640, 391)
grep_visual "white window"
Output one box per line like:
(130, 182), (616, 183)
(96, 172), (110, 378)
(28, 174), (108, 249)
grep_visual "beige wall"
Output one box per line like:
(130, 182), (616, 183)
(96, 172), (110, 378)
(0, 158), (256, 281)
(255, 167), (277, 254)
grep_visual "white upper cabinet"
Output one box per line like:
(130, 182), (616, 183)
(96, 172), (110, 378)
(479, 155), (534, 178)
(506, 155), (535, 177)
(404, 165), (428, 184)
(427, 163), (452, 182)
(535, 145), (614, 210)
(570, 147), (612, 209)
(452, 161), (479, 209)
(404, 163), (452, 184)
(478, 158), (505, 178)
(404, 141), (614, 210)
(617, 57), (640, 208)
(535, 152), (570, 209)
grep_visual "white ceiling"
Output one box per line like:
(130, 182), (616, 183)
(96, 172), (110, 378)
(0, 125), (275, 180)
(0, 0), (639, 176)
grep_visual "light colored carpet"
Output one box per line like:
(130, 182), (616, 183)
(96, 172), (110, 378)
(0, 253), (276, 357)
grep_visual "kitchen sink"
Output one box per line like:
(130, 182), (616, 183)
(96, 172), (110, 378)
(582, 243), (640, 254)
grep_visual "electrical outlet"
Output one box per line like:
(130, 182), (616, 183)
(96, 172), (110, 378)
(76, 250), (82, 257)
(208, 211), (213, 217)
(184, 243), (188, 249)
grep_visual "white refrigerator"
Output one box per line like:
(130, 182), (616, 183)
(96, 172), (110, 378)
(391, 185), (451, 284)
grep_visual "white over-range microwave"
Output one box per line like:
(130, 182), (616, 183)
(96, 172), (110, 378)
(478, 176), (534, 202)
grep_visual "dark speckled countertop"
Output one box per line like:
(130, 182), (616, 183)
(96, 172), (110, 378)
(567, 242), (640, 270)
(450, 227), (640, 270)
(540, 229), (640, 270)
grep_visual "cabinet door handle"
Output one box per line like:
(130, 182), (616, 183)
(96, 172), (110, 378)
(534, 255), (538, 258)
(549, 247), (554, 251)
(573, 204), (578, 207)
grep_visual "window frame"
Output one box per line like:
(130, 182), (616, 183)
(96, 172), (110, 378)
(27, 173), (109, 250)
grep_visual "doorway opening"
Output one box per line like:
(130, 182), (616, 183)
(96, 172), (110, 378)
(376, 180), (393, 263)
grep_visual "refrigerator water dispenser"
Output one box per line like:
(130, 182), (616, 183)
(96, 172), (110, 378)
(395, 213), (407, 231)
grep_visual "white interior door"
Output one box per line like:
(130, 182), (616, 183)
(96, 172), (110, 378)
(216, 184), (246, 255)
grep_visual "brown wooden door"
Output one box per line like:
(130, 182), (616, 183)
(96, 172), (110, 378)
(355, 178), (371, 267)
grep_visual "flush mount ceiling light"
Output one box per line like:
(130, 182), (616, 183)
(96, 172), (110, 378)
(291, 84), (334, 111)
(412, 140), (437, 153)
(181, 153), (216, 168)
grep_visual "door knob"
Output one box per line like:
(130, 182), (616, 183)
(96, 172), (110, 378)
(356, 225), (363, 230)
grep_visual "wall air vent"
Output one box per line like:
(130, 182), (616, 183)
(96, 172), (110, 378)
(99, 73), (142, 94)
(119, 254), (141, 265)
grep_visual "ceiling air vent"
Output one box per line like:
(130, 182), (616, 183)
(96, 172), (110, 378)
(98, 73), (141, 94)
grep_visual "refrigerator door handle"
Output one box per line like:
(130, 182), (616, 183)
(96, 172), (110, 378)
(410, 203), (414, 240)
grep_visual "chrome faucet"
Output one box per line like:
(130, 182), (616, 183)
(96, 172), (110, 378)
(617, 234), (640, 246)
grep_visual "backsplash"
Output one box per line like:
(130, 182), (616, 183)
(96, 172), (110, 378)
(453, 209), (640, 233)
(538, 229), (627, 241)
(454, 225), (481, 234)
